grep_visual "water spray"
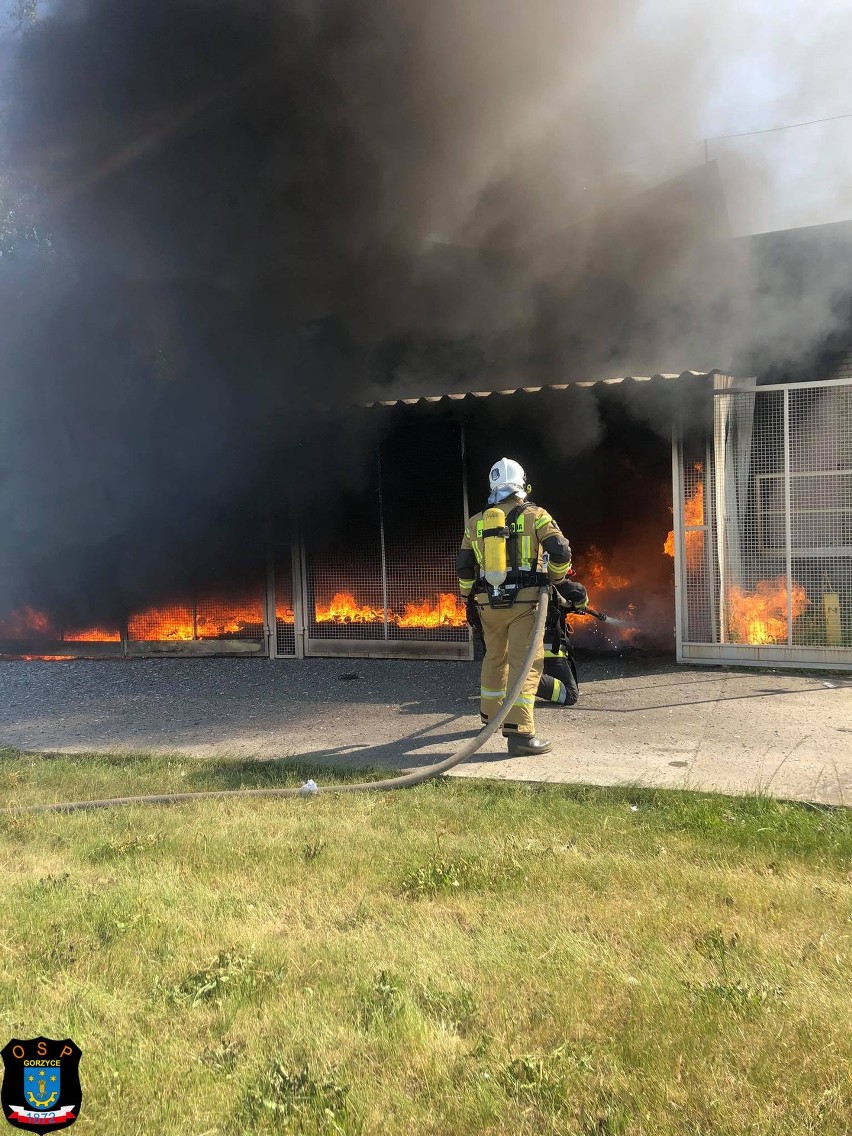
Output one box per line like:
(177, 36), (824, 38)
(594, 614), (632, 629)
(569, 603), (638, 653)
(571, 604), (633, 630)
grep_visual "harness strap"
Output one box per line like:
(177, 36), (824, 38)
(504, 503), (530, 577)
(475, 502), (539, 608)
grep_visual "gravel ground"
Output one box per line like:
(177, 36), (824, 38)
(1, 655), (850, 805)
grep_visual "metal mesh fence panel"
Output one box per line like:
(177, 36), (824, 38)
(268, 497), (297, 656)
(304, 473), (388, 641)
(787, 385), (852, 647)
(717, 388), (793, 646)
(300, 416), (468, 648)
(274, 556), (296, 655)
(680, 440), (714, 643)
(0, 608), (121, 643)
(378, 419), (468, 643)
(127, 602), (195, 641)
(126, 585), (265, 642)
(683, 378), (852, 662)
(195, 586), (264, 640)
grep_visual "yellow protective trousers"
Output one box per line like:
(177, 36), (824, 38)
(476, 589), (545, 736)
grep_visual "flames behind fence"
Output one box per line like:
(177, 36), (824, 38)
(1, 544), (646, 655)
(0, 590), (470, 647)
(665, 463), (704, 572)
(274, 592), (467, 629)
(726, 577), (809, 646)
(0, 539), (825, 656)
(667, 461), (822, 648)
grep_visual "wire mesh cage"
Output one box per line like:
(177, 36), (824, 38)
(1, 584), (267, 655)
(195, 586), (265, 640)
(269, 501), (297, 656)
(680, 439), (714, 643)
(274, 555), (296, 656)
(680, 377), (852, 664)
(0, 607), (121, 643)
(788, 385), (852, 648)
(298, 416), (470, 655)
(0, 606), (121, 658)
(126, 583), (266, 642)
(719, 387), (792, 647)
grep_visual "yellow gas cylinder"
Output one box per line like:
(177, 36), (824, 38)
(823, 590), (841, 646)
(822, 572), (841, 647)
(482, 507), (509, 588)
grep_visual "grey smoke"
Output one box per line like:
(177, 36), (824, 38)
(1, 0), (851, 620)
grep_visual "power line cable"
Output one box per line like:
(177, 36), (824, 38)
(705, 111), (852, 160)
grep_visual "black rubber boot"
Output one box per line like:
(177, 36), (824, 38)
(506, 733), (553, 756)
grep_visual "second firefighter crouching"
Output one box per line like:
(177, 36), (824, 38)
(537, 578), (589, 707)
(456, 457), (573, 757)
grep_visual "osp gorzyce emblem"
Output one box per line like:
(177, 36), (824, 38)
(1, 1038), (82, 1131)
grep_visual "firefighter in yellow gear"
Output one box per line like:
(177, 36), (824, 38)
(456, 457), (573, 756)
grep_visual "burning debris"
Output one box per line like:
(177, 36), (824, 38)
(311, 592), (466, 629)
(726, 577), (809, 646)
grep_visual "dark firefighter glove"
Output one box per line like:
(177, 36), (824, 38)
(557, 579), (589, 612)
(470, 595), (483, 640)
(465, 594), (485, 649)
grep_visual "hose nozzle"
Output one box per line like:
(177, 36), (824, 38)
(572, 605), (607, 621)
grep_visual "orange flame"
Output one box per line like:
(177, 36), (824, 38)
(571, 546), (637, 639)
(0, 598), (269, 644)
(127, 605), (194, 641)
(1, 586), (514, 647)
(575, 545), (630, 594)
(63, 626), (121, 642)
(0, 606), (120, 641)
(16, 655), (75, 661)
(727, 576), (809, 645)
(310, 591), (467, 628)
(0, 606), (52, 638)
(665, 464), (704, 570)
(0, 604), (104, 658)
(128, 599), (265, 640)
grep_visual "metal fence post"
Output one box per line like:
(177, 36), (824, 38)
(263, 550), (277, 659)
(704, 434), (718, 642)
(671, 417), (685, 661)
(376, 446), (390, 640)
(290, 495), (307, 659)
(783, 388), (794, 645)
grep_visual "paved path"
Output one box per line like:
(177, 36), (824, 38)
(0, 656), (850, 805)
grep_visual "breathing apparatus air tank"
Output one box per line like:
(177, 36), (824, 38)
(482, 506), (509, 588)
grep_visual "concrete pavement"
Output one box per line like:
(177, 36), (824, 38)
(0, 655), (850, 806)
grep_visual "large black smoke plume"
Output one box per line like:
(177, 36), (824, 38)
(1, 0), (851, 621)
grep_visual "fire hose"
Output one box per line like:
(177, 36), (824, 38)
(4, 585), (552, 815)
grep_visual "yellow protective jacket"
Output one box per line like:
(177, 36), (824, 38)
(456, 496), (572, 597)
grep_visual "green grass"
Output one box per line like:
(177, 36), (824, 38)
(1, 747), (850, 1135)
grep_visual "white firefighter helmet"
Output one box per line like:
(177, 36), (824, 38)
(487, 457), (527, 504)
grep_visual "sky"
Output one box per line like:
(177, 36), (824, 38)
(634, 0), (852, 234)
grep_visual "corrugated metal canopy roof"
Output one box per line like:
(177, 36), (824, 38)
(365, 370), (717, 408)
